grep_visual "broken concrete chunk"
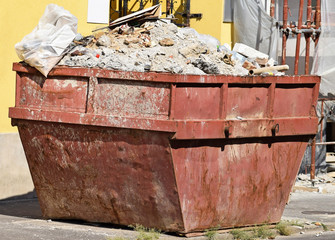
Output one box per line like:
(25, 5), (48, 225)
(164, 65), (183, 74)
(178, 43), (209, 58)
(124, 37), (140, 45)
(192, 55), (220, 74)
(96, 35), (112, 47)
(166, 23), (178, 34)
(159, 38), (174, 47)
(233, 43), (269, 63)
(70, 50), (85, 56)
(255, 57), (269, 66)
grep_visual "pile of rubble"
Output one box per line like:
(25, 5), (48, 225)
(15, 4), (289, 77)
(58, 20), (285, 76)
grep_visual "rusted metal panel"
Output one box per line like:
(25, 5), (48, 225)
(16, 73), (88, 113)
(17, 120), (184, 231)
(171, 137), (309, 232)
(174, 85), (221, 119)
(273, 84), (315, 117)
(226, 84), (269, 119)
(91, 78), (170, 119)
(9, 63), (321, 234)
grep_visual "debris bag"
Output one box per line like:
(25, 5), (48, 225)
(15, 4), (78, 77)
(311, 0), (335, 97)
(233, 0), (279, 60)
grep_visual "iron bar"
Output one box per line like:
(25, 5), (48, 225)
(139, 0), (144, 10)
(320, 99), (324, 143)
(285, 27), (321, 34)
(305, 0), (312, 74)
(185, 0), (191, 27)
(270, 0), (275, 18)
(282, 0), (288, 65)
(166, 0), (171, 16)
(119, 0), (123, 17)
(311, 137), (316, 180)
(308, 98), (335, 179)
(123, 0), (128, 16)
(294, 0), (304, 75)
(315, 0), (321, 46)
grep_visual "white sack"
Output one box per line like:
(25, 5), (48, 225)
(15, 4), (78, 77)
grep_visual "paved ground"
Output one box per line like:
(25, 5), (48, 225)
(277, 231), (335, 240)
(282, 192), (335, 225)
(1, 191), (335, 240)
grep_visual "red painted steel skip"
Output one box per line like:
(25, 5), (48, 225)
(9, 63), (320, 234)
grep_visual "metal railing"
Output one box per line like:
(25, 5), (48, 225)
(109, 0), (202, 27)
(281, 0), (321, 74)
(310, 98), (335, 180)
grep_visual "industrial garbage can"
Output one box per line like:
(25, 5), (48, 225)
(9, 62), (320, 234)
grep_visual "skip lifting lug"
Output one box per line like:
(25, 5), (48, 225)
(272, 124), (280, 136)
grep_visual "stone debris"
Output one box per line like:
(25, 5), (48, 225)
(294, 173), (335, 194)
(58, 20), (284, 76)
(159, 38), (174, 46)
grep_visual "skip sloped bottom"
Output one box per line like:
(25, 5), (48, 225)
(17, 120), (309, 233)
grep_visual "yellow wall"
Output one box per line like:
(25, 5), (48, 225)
(0, 0), (108, 133)
(0, 0), (233, 133)
(190, 0), (233, 47)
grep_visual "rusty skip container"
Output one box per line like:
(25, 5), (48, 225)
(9, 62), (320, 234)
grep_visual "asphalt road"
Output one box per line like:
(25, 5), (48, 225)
(0, 191), (335, 240)
(282, 192), (335, 225)
(277, 231), (335, 240)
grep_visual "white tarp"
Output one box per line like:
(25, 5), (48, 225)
(15, 4), (77, 77)
(311, 0), (335, 97)
(233, 0), (279, 60)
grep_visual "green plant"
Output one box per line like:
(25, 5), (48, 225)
(252, 225), (276, 239)
(321, 223), (329, 231)
(275, 221), (292, 236)
(131, 224), (160, 240)
(230, 229), (252, 240)
(230, 225), (278, 240)
(205, 228), (219, 240)
(287, 220), (304, 227)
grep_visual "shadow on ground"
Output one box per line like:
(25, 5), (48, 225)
(0, 191), (162, 237)
(0, 190), (42, 219)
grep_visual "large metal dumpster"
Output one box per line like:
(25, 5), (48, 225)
(9, 62), (320, 234)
